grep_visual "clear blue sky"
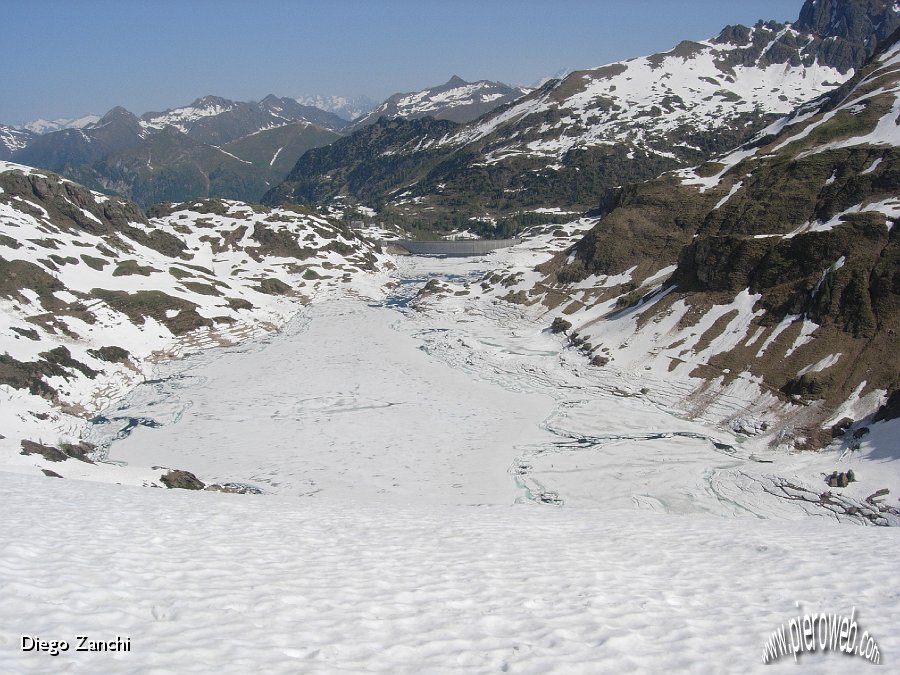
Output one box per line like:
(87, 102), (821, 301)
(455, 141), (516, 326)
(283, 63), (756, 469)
(4, 0), (805, 124)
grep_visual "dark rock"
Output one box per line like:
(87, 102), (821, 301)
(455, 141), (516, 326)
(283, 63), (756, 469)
(838, 472), (849, 487)
(853, 426), (870, 439)
(87, 345), (131, 363)
(20, 439), (67, 462)
(847, 469), (856, 482)
(831, 417), (854, 437)
(795, 1), (900, 67)
(160, 469), (205, 490)
(41, 469), (63, 478)
(550, 317), (572, 334)
(59, 442), (96, 464)
(865, 488), (890, 503)
(204, 483), (265, 494)
(873, 389), (900, 422)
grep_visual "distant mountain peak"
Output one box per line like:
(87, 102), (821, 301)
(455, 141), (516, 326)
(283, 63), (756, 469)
(348, 76), (532, 129)
(22, 115), (101, 135)
(95, 106), (139, 126)
(189, 95), (234, 110)
(293, 94), (377, 122)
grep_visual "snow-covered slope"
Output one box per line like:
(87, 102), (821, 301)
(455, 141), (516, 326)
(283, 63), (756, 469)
(348, 75), (532, 130)
(0, 160), (389, 487)
(0, 124), (37, 160)
(295, 93), (377, 122)
(21, 114), (101, 135)
(3, 471), (898, 673)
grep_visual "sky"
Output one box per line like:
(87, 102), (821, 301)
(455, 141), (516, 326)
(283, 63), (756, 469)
(3, 0), (805, 125)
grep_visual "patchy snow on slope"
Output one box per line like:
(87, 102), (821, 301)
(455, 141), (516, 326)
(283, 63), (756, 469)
(798, 352), (843, 376)
(141, 101), (237, 133)
(0, 162), (390, 485)
(448, 22), (848, 163)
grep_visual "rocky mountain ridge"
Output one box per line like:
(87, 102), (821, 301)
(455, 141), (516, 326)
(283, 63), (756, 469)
(5, 77), (530, 208)
(10, 103), (342, 208)
(347, 76), (532, 131)
(140, 94), (351, 140)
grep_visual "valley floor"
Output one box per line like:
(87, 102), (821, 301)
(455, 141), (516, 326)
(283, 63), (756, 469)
(3, 253), (898, 673)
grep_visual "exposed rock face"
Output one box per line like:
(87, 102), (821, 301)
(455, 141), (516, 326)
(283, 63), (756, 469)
(0, 168), (148, 233)
(796, 0), (900, 63)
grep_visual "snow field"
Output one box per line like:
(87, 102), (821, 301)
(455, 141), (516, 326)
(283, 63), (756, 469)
(2, 471), (898, 674)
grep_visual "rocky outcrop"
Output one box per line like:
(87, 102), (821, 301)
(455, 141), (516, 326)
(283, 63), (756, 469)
(795, 0), (900, 64)
(160, 469), (205, 490)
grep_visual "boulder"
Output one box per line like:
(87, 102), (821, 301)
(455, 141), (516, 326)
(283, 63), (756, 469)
(160, 469), (205, 490)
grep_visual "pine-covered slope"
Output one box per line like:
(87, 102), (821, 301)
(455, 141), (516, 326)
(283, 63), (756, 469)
(0, 160), (388, 486)
(268, 0), (900, 230)
(476, 27), (900, 449)
(220, 121), (341, 180)
(263, 116), (460, 209)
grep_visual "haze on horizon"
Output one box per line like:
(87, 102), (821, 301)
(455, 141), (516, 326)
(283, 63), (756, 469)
(4, 0), (803, 125)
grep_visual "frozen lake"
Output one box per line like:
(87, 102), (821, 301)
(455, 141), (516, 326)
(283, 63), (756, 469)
(88, 255), (886, 519)
(89, 257), (556, 504)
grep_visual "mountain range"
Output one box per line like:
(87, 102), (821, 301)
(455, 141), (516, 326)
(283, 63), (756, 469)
(265, 0), (900, 231)
(2, 76), (533, 207)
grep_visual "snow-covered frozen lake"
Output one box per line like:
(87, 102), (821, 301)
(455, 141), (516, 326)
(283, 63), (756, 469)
(83, 255), (886, 521)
